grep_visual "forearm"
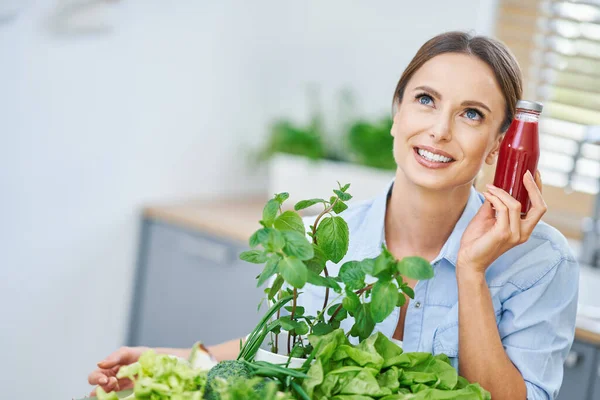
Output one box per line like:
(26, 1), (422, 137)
(457, 269), (526, 400)
(154, 338), (242, 362)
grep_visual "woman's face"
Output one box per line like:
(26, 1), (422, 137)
(391, 52), (507, 192)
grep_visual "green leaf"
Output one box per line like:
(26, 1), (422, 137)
(262, 199), (280, 227)
(278, 316), (296, 331)
(352, 303), (376, 341)
(249, 230), (261, 248)
(339, 261), (366, 290)
(281, 230), (314, 260)
(278, 256), (308, 288)
(341, 183), (351, 192)
(274, 192), (289, 204)
(371, 281), (398, 323)
(284, 306), (305, 317)
(327, 304), (347, 321)
(359, 258), (376, 275)
(239, 250), (268, 264)
(333, 189), (353, 201)
(396, 293), (406, 307)
(263, 229), (285, 252)
(304, 247), (325, 273)
(295, 321), (309, 336)
(326, 277), (342, 293)
(294, 198), (325, 211)
(312, 322), (334, 336)
(342, 289), (361, 314)
(306, 270), (341, 292)
(332, 200), (348, 214)
(268, 275), (284, 300)
(315, 216), (349, 263)
(256, 254), (281, 287)
(397, 256), (434, 280)
(401, 284), (415, 299)
(274, 211), (305, 234)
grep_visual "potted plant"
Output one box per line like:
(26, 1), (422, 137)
(237, 182), (433, 365)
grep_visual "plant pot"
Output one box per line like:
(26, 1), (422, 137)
(254, 347), (306, 369)
(251, 331), (308, 369)
(268, 153), (394, 213)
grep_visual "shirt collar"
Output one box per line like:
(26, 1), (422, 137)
(362, 178), (484, 267)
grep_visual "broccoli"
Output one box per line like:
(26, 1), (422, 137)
(203, 360), (252, 400)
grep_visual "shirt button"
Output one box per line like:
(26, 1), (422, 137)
(414, 301), (422, 309)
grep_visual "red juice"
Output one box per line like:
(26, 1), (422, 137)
(493, 100), (543, 215)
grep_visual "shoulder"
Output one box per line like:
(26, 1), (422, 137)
(487, 220), (578, 290)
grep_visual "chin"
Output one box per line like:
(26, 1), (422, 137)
(397, 157), (473, 192)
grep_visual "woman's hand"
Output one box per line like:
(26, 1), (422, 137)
(458, 170), (547, 274)
(88, 346), (149, 396)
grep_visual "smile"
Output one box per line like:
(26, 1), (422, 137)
(413, 147), (456, 169)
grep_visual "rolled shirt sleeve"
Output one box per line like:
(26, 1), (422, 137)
(499, 257), (579, 400)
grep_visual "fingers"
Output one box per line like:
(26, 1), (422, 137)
(534, 169), (543, 192)
(97, 347), (136, 369)
(482, 190), (510, 237)
(486, 184), (522, 243)
(88, 369), (110, 386)
(522, 170), (547, 233)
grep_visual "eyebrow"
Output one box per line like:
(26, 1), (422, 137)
(413, 85), (492, 114)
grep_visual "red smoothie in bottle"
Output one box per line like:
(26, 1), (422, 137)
(493, 100), (543, 215)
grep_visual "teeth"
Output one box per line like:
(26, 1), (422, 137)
(417, 148), (453, 163)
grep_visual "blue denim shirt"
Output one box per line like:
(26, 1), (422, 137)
(298, 180), (579, 400)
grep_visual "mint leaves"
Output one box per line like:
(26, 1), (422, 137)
(240, 181), (435, 358)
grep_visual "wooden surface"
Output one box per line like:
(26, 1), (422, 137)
(143, 196), (600, 345)
(144, 196), (267, 243)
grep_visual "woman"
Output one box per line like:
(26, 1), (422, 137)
(88, 32), (579, 400)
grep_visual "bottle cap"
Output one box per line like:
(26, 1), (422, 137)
(516, 100), (543, 113)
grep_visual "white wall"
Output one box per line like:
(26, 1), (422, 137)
(0, 1), (496, 398)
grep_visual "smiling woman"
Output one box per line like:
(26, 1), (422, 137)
(88, 31), (578, 400)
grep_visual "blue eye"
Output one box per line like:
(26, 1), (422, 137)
(417, 94), (433, 106)
(465, 109), (482, 120)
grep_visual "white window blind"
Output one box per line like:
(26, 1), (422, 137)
(496, 0), (600, 194)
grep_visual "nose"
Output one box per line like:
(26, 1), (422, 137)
(430, 114), (452, 142)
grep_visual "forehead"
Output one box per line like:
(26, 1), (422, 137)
(407, 53), (505, 111)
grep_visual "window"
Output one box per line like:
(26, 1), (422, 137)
(483, 0), (600, 238)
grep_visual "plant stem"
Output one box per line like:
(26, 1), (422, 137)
(322, 267), (330, 311)
(311, 198), (339, 320)
(288, 288), (298, 354)
(311, 198), (338, 241)
(275, 304), (280, 353)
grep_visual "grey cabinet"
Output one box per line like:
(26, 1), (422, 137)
(591, 358), (600, 400)
(127, 219), (265, 348)
(557, 341), (598, 400)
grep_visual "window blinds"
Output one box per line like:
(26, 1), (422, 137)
(496, 0), (600, 194)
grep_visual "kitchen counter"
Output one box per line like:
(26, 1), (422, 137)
(143, 196), (600, 345)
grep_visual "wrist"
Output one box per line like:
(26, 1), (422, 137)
(456, 262), (486, 284)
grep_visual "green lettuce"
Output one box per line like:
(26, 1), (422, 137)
(302, 329), (491, 400)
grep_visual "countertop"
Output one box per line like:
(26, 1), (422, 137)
(143, 196), (600, 346)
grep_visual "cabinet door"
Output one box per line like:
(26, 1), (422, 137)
(591, 350), (600, 400)
(556, 341), (597, 400)
(128, 220), (265, 348)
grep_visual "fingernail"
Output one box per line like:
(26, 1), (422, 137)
(100, 377), (108, 385)
(486, 184), (495, 190)
(526, 170), (533, 179)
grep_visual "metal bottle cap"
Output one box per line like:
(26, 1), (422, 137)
(516, 100), (543, 113)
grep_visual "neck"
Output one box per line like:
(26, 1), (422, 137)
(385, 170), (472, 261)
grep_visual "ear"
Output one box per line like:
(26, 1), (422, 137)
(485, 133), (504, 165)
